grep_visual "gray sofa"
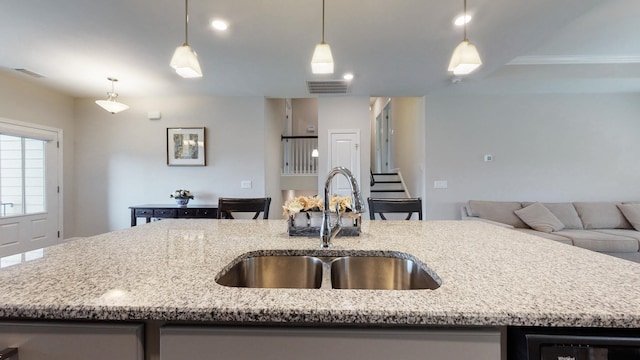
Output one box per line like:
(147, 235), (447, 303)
(461, 200), (640, 262)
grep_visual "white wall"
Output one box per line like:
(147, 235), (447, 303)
(0, 70), (76, 238)
(7, 68), (640, 232)
(74, 95), (266, 235)
(318, 97), (371, 201)
(369, 97), (425, 202)
(369, 97), (388, 172)
(291, 98), (318, 136)
(424, 93), (640, 219)
(265, 98), (286, 219)
(390, 97), (425, 201)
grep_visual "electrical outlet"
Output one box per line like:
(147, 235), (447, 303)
(241, 180), (252, 189)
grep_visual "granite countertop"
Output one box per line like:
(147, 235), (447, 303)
(0, 219), (638, 328)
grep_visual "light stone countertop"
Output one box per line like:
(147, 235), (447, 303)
(0, 219), (638, 327)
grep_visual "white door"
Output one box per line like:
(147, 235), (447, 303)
(328, 129), (360, 197)
(0, 119), (60, 258)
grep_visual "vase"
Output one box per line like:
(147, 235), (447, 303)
(292, 213), (309, 227)
(175, 198), (189, 207)
(288, 211), (360, 237)
(309, 211), (323, 227)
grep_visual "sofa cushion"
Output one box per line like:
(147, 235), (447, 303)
(573, 202), (632, 230)
(553, 229), (639, 252)
(468, 200), (528, 228)
(617, 203), (640, 231)
(514, 229), (573, 246)
(522, 202), (583, 229)
(592, 229), (640, 241)
(514, 203), (565, 233)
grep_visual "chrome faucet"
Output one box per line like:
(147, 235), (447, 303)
(320, 166), (366, 248)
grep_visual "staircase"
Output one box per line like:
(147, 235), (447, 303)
(370, 170), (410, 198)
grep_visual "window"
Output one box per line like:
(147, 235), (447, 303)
(0, 134), (46, 217)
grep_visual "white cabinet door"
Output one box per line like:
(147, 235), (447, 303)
(0, 322), (143, 360)
(160, 326), (501, 360)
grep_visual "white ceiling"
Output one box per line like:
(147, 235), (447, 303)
(1, 0), (639, 98)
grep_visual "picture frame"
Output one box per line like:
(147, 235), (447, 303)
(166, 127), (206, 166)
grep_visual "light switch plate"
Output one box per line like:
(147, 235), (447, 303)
(241, 180), (252, 189)
(484, 154), (494, 162)
(434, 180), (448, 189)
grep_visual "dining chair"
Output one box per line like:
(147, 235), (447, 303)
(367, 197), (422, 220)
(217, 197), (272, 219)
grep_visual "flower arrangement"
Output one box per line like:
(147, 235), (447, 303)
(170, 189), (194, 200)
(282, 195), (352, 218)
(285, 195), (361, 237)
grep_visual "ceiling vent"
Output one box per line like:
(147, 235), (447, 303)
(14, 68), (45, 78)
(306, 80), (350, 94)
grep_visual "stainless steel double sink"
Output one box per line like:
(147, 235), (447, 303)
(216, 251), (441, 290)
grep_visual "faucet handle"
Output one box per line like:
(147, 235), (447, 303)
(334, 202), (343, 225)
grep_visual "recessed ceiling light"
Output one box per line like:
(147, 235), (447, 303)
(343, 73), (354, 81)
(454, 14), (471, 26)
(211, 19), (229, 31)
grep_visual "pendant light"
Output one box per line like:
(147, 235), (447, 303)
(170, 0), (203, 78)
(448, 0), (482, 75)
(311, 0), (334, 74)
(95, 78), (129, 114)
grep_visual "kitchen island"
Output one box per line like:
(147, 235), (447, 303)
(0, 219), (638, 359)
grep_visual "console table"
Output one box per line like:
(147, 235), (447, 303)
(129, 204), (218, 226)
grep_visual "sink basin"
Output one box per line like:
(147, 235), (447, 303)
(216, 255), (323, 289)
(216, 251), (441, 290)
(330, 256), (440, 290)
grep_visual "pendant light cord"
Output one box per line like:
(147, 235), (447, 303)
(463, 0), (467, 41)
(184, 0), (189, 45)
(106, 78), (118, 99)
(321, 0), (326, 44)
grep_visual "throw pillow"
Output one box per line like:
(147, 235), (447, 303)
(514, 203), (565, 233)
(521, 202), (584, 229)
(573, 202), (632, 229)
(617, 203), (640, 231)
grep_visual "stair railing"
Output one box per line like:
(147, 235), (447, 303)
(281, 135), (318, 175)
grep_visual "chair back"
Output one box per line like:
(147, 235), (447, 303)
(217, 197), (272, 219)
(368, 197), (422, 220)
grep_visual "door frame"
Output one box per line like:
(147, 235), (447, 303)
(382, 101), (392, 172)
(0, 117), (63, 249)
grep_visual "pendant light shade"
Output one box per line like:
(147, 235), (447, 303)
(311, 43), (334, 74)
(95, 78), (129, 114)
(448, 0), (482, 75)
(170, 0), (202, 78)
(170, 44), (202, 78)
(311, 0), (334, 74)
(448, 40), (482, 75)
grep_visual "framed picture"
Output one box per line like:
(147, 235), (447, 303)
(167, 127), (206, 166)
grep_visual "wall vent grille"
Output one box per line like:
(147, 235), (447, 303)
(306, 80), (350, 94)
